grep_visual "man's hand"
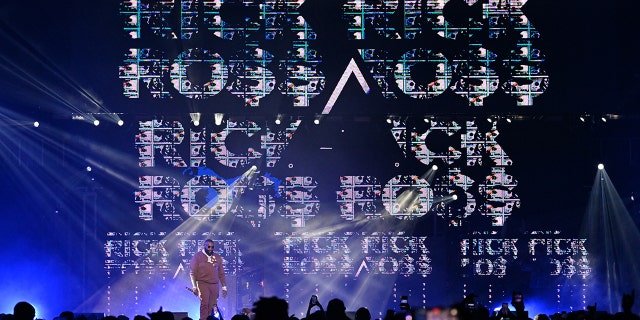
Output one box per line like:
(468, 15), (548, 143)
(192, 287), (199, 296)
(222, 286), (228, 298)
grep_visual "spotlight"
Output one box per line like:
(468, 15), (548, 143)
(93, 119), (100, 126)
(486, 117), (492, 123)
(86, 166), (92, 172)
(432, 164), (438, 171)
(275, 118), (281, 125)
(452, 194), (458, 201)
(33, 121), (39, 128)
(597, 163), (604, 170)
(386, 116), (393, 124)
(579, 116), (586, 122)
(214, 113), (224, 126)
(117, 119), (124, 126)
(190, 112), (201, 126)
(506, 117), (512, 123)
(601, 116), (607, 123)
(313, 118), (320, 125)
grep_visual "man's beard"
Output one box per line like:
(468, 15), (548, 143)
(205, 249), (213, 256)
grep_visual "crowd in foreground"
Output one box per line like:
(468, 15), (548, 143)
(2, 291), (640, 320)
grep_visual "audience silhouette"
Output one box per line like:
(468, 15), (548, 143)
(3, 289), (639, 320)
(325, 299), (351, 320)
(354, 308), (371, 320)
(13, 302), (36, 320)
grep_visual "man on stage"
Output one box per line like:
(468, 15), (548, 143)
(190, 239), (228, 320)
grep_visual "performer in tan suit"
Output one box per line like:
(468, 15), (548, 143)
(190, 239), (227, 320)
